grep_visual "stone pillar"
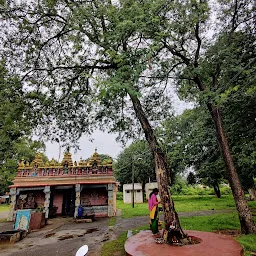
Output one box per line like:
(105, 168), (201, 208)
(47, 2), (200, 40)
(108, 184), (115, 217)
(7, 188), (17, 221)
(74, 184), (81, 218)
(113, 184), (117, 216)
(43, 186), (51, 219)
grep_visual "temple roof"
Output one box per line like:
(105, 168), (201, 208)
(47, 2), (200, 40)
(13, 150), (115, 188)
(10, 175), (117, 188)
(18, 152), (44, 169)
(18, 149), (113, 169)
(61, 151), (73, 167)
(88, 149), (101, 166)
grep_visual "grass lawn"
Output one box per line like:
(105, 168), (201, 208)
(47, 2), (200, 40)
(0, 204), (9, 212)
(180, 212), (241, 231)
(0, 204), (9, 222)
(101, 212), (256, 256)
(117, 195), (256, 218)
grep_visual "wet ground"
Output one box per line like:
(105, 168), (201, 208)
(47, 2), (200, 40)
(0, 217), (110, 256)
(0, 210), (8, 220)
(125, 230), (243, 256)
(0, 209), (234, 256)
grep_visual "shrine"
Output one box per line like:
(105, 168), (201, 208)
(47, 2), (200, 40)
(8, 150), (117, 221)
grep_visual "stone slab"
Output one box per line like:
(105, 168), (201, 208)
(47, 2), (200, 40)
(125, 230), (243, 256)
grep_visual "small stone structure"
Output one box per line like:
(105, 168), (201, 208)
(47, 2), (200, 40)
(8, 150), (118, 221)
(123, 182), (159, 204)
(123, 183), (143, 203)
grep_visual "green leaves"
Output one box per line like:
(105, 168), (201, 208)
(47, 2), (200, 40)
(0, 62), (46, 193)
(160, 107), (226, 188)
(114, 140), (155, 189)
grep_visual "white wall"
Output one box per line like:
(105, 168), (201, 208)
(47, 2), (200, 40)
(122, 182), (160, 203)
(123, 183), (143, 203)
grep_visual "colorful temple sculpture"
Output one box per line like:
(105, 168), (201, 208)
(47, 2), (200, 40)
(8, 150), (117, 221)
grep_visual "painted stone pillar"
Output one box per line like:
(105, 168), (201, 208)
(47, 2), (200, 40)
(7, 188), (17, 221)
(43, 186), (51, 219)
(113, 184), (117, 216)
(108, 184), (115, 217)
(74, 184), (81, 218)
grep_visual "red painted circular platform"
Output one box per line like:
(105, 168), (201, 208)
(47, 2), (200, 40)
(125, 230), (243, 256)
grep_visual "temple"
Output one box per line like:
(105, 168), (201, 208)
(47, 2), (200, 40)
(8, 150), (117, 221)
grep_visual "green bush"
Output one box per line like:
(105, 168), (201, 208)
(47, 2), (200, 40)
(116, 192), (123, 201)
(220, 186), (232, 195)
(171, 184), (232, 196)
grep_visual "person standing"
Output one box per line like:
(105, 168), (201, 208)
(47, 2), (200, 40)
(148, 188), (160, 235)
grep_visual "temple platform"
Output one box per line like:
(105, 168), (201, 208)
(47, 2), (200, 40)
(125, 230), (243, 256)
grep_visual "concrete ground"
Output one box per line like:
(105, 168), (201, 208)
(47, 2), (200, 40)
(0, 209), (234, 256)
(0, 210), (8, 220)
(125, 230), (243, 256)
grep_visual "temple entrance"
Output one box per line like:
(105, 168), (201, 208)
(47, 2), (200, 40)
(62, 189), (75, 216)
(51, 186), (75, 217)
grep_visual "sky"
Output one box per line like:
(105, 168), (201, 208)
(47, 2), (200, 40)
(44, 88), (193, 162)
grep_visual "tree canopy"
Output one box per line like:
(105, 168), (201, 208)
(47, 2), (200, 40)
(160, 107), (226, 196)
(1, 0), (255, 234)
(0, 0), (173, 144)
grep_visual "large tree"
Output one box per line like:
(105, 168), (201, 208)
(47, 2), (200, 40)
(1, 0), (184, 237)
(146, 0), (256, 233)
(2, 0), (255, 235)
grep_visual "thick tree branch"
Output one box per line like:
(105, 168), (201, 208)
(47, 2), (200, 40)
(34, 27), (72, 66)
(193, 76), (206, 91)
(21, 63), (117, 81)
(230, 0), (239, 36)
(194, 22), (201, 67)
(163, 41), (190, 66)
(29, 13), (67, 25)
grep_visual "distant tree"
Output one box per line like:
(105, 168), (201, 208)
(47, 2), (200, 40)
(99, 154), (112, 163)
(161, 107), (226, 198)
(114, 140), (155, 201)
(85, 153), (111, 163)
(187, 172), (197, 186)
(0, 137), (46, 194)
(0, 62), (46, 194)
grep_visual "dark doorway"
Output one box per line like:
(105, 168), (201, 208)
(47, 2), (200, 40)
(62, 188), (75, 216)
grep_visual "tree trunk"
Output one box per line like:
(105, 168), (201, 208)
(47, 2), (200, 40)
(129, 92), (186, 238)
(213, 183), (221, 198)
(193, 76), (256, 234)
(207, 104), (256, 234)
(248, 187), (256, 201)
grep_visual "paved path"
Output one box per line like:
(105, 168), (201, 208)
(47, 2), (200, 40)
(125, 230), (243, 256)
(0, 210), (8, 220)
(113, 209), (234, 236)
(0, 209), (235, 256)
(0, 217), (111, 256)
